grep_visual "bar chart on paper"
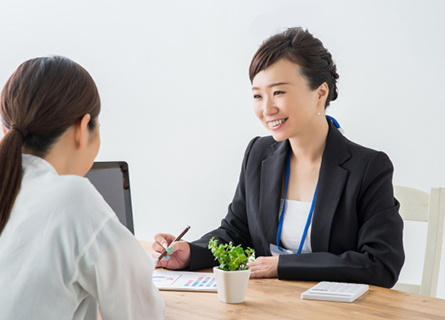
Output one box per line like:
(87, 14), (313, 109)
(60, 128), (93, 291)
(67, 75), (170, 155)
(152, 270), (217, 292)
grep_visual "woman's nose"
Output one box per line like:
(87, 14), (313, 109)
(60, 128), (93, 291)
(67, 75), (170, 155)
(262, 97), (278, 117)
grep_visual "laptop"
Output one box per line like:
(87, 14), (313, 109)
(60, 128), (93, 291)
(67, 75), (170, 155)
(84, 161), (134, 234)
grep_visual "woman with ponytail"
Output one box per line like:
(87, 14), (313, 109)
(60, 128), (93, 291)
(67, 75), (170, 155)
(0, 56), (164, 320)
(152, 27), (405, 288)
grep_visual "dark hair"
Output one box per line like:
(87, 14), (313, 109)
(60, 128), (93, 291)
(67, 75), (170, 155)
(249, 27), (339, 108)
(0, 56), (101, 234)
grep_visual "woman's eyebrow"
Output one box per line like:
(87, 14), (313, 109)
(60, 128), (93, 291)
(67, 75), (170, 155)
(252, 82), (290, 90)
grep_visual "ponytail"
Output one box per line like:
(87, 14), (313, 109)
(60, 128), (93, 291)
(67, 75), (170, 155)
(0, 128), (26, 234)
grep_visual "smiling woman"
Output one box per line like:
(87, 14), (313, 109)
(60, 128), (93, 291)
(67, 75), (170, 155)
(251, 59), (329, 152)
(152, 27), (405, 289)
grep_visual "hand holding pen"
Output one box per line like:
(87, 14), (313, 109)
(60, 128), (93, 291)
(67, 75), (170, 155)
(152, 226), (192, 269)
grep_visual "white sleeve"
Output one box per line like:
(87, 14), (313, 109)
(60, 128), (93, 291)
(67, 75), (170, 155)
(74, 217), (165, 320)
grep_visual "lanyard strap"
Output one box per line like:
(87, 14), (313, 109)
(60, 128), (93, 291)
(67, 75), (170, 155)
(276, 150), (318, 254)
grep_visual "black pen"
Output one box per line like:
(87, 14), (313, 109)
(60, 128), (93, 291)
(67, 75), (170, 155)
(157, 225), (191, 261)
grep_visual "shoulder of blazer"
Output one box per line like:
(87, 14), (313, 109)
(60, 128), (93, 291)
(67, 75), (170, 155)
(245, 135), (289, 163)
(323, 121), (387, 168)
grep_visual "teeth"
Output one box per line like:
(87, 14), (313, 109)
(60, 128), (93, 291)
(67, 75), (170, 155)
(269, 119), (285, 128)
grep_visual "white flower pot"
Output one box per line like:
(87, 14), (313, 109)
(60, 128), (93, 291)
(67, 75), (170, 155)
(213, 266), (251, 304)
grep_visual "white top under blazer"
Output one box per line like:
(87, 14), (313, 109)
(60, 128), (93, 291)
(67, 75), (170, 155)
(0, 155), (165, 320)
(279, 199), (313, 253)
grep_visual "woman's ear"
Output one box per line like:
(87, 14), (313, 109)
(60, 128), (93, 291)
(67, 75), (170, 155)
(317, 82), (329, 106)
(74, 114), (91, 150)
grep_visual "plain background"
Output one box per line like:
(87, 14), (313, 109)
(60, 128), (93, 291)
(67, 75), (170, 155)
(1, 0), (444, 298)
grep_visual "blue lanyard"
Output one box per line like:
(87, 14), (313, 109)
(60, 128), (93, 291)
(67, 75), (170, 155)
(276, 150), (318, 254)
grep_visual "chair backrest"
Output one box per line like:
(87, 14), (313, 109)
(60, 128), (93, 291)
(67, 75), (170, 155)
(392, 186), (445, 297)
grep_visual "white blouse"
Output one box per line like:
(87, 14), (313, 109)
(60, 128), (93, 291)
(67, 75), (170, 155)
(279, 199), (313, 253)
(0, 155), (165, 320)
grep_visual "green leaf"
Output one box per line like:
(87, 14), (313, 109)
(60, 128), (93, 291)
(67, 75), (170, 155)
(208, 237), (255, 271)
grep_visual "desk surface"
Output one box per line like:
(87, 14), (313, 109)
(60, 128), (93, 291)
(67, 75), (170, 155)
(159, 278), (445, 320)
(139, 241), (445, 320)
(101, 241), (445, 320)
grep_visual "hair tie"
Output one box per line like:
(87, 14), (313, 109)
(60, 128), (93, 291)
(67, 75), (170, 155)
(11, 124), (28, 139)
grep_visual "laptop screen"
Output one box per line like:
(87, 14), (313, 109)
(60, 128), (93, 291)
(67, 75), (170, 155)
(84, 161), (134, 234)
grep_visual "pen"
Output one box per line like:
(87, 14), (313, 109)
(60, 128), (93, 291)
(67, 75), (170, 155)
(157, 225), (191, 261)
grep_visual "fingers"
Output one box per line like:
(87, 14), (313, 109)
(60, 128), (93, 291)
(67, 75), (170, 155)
(152, 244), (172, 268)
(247, 256), (278, 278)
(151, 249), (165, 260)
(246, 256), (259, 269)
(162, 241), (186, 256)
(249, 261), (265, 278)
(151, 245), (174, 261)
(152, 233), (175, 266)
(155, 256), (170, 268)
(247, 259), (260, 277)
(151, 240), (192, 270)
(152, 233), (175, 253)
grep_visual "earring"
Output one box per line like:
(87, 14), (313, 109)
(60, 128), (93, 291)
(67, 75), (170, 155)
(317, 112), (320, 116)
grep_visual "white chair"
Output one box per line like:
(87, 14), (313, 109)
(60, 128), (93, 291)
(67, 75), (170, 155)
(392, 186), (445, 297)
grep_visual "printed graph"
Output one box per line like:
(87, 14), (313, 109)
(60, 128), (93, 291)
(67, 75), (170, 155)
(153, 271), (217, 291)
(184, 276), (216, 288)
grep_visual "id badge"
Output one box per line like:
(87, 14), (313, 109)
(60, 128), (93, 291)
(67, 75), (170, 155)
(270, 243), (296, 256)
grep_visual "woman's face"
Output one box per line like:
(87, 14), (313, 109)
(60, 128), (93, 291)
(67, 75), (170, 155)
(252, 59), (322, 142)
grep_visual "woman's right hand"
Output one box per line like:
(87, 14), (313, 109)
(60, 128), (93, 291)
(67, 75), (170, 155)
(152, 233), (191, 269)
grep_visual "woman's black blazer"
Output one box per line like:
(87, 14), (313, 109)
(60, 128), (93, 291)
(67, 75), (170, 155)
(188, 121), (405, 288)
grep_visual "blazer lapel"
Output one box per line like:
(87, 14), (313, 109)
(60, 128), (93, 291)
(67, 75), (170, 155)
(311, 123), (351, 252)
(259, 140), (289, 252)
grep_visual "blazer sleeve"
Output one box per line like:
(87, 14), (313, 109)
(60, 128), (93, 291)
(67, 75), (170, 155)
(278, 151), (405, 288)
(187, 137), (259, 270)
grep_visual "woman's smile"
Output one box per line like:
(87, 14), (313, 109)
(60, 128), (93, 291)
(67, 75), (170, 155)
(268, 118), (288, 130)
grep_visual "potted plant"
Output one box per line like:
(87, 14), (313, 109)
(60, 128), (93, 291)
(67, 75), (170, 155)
(208, 237), (255, 303)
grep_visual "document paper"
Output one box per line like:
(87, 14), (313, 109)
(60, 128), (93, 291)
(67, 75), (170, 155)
(152, 270), (217, 292)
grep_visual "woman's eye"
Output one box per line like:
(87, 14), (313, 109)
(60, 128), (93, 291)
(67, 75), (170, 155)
(253, 94), (261, 99)
(274, 91), (284, 96)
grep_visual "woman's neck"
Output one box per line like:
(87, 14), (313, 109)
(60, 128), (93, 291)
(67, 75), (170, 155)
(288, 117), (329, 163)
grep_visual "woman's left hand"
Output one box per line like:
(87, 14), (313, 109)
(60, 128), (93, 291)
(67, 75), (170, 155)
(247, 256), (279, 278)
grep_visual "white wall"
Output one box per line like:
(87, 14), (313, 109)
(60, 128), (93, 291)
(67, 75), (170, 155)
(1, 0), (444, 298)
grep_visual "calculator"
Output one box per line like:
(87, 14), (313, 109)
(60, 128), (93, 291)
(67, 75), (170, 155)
(301, 281), (369, 302)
